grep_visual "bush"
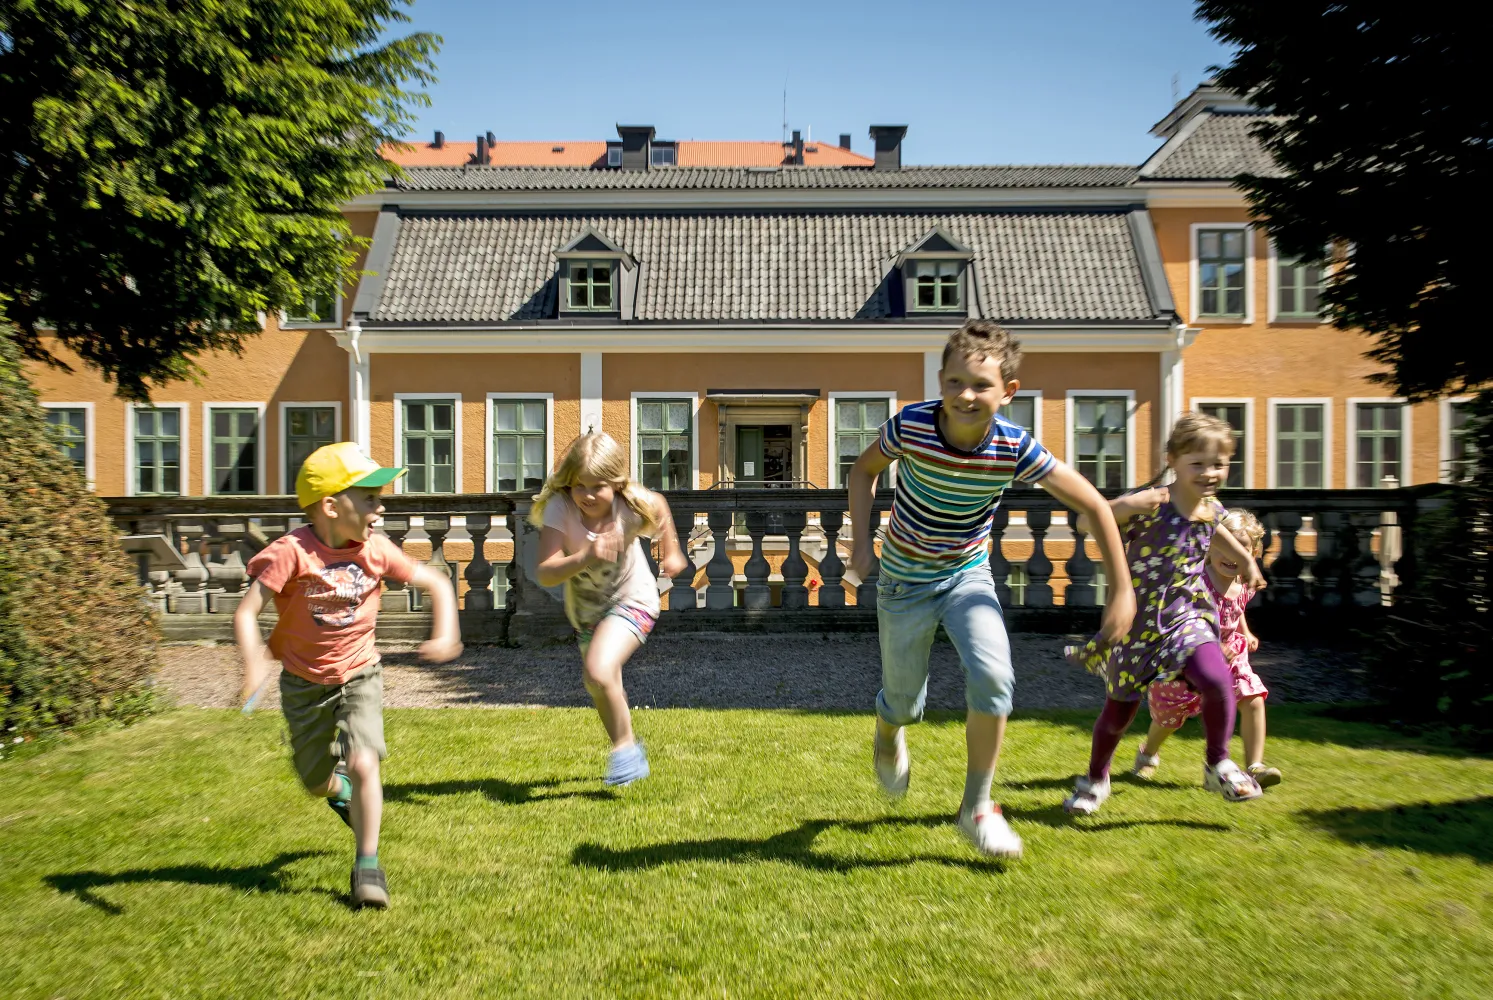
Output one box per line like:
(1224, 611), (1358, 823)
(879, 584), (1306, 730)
(0, 321), (158, 747)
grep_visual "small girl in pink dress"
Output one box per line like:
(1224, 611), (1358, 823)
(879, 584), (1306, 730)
(1133, 509), (1282, 788)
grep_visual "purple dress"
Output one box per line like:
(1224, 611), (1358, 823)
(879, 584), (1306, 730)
(1070, 495), (1225, 701)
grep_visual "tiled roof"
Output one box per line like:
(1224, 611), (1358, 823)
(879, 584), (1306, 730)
(381, 140), (874, 168)
(388, 164), (1139, 191)
(1141, 112), (1284, 180)
(677, 141), (873, 167)
(371, 212), (1157, 324)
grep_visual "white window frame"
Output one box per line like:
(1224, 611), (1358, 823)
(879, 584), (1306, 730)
(650, 144), (676, 166)
(1266, 240), (1328, 324)
(1439, 395), (1475, 484)
(485, 392), (554, 493)
(1347, 397), (1412, 487)
(280, 289), (343, 330)
(1065, 390), (1137, 489)
(1190, 222), (1254, 324)
(277, 401), (343, 494)
(1189, 396), (1255, 489)
(1000, 389), (1043, 441)
(124, 401), (190, 498)
(630, 391), (700, 490)
(827, 391), (898, 488)
(201, 402), (268, 496)
(606, 145), (622, 167)
(393, 392), (464, 494)
(40, 401), (96, 488)
(1266, 397), (1334, 489)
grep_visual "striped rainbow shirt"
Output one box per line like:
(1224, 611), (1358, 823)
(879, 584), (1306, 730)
(877, 400), (1056, 583)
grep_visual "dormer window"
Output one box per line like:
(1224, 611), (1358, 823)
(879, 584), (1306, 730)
(650, 143), (677, 166)
(897, 226), (974, 317)
(555, 226), (636, 318)
(567, 261), (614, 311)
(606, 144), (622, 167)
(912, 260), (962, 311)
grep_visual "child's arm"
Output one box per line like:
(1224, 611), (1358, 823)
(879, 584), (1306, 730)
(847, 442), (894, 580)
(1073, 486), (1166, 537)
(536, 527), (605, 588)
(651, 493), (690, 579)
(1038, 462), (1137, 646)
(233, 580), (275, 705)
(1241, 610), (1260, 652)
(410, 564), (463, 663)
(1212, 527), (1266, 593)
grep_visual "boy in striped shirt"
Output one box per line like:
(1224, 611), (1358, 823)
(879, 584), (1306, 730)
(848, 321), (1135, 859)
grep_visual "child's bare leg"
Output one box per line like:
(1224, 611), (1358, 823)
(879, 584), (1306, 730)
(963, 710), (1006, 813)
(1141, 720), (1179, 757)
(346, 748), (382, 859)
(1239, 694), (1267, 766)
(582, 617), (642, 749)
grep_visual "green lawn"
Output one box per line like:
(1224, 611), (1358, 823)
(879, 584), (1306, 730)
(3, 707), (1491, 999)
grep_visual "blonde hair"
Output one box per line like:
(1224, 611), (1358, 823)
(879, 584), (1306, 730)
(1221, 508), (1265, 558)
(1166, 410), (1236, 461)
(941, 320), (1023, 384)
(530, 431), (663, 536)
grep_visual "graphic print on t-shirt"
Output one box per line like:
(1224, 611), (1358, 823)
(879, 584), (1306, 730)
(303, 562), (376, 628)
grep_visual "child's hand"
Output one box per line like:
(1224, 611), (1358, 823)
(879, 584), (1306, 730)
(419, 636), (464, 664)
(239, 653), (272, 707)
(848, 545), (874, 584)
(1245, 562), (1266, 594)
(1098, 586), (1136, 647)
(660, 552), (689, 580)
(1246, 632), (1260, 653)
(587, 528), (623, 563)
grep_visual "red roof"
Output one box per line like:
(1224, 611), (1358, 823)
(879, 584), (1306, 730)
(382, 139), (873, 169)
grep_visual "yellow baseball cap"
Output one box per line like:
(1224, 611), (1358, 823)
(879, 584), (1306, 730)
(295, 442), (406, 508)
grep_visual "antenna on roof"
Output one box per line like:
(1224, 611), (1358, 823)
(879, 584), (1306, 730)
(1171, 72), (1180, 103)
(781, 82), (788, 146)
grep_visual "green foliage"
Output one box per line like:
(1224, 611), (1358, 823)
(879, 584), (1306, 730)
(1197, 3), (1487, 400)
(0, 315), (159, 743)
(0, 0), (438, 400)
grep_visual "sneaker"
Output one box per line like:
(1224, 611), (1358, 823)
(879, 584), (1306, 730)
(326, 763), (352, 829)
(1204, 760), (1263, 802)
(957, 805), (1023, 859)
(1132, 747), (1161, 780)
(604, 743), (650, 787)
(1247, 762), (1283, 788)
(350, 865), (389, 909)
(873, 727), (910, 799)
(1063, 774), (1111, 816)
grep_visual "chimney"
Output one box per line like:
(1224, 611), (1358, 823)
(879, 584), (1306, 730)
(868, 124), (908, 171)
(791, 129), (804, 165)
(616, 124), (656, 171)
(473, 134), (490, 165)
(486, 131), (496, 146)
(432, 130), (445, 149)
(838, 133), (852, 150)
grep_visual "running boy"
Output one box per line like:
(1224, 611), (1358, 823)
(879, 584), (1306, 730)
(235, 442), (462, 909)
(847, 320), (1136, 859)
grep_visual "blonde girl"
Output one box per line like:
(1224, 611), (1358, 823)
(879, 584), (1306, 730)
(533, 432), (689, 786)
(1062, 412), (1266, 815)
(1135, 509), (1282, 787)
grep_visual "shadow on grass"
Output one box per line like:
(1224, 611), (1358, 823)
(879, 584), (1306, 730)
(46, 850), (334, 915)
(385, 777), (616, 806)
(1002, 802), (1229, 833)
(1301, 797), (1493, 863)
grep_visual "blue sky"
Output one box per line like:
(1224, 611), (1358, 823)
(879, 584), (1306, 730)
(392, 0), (1235, 165)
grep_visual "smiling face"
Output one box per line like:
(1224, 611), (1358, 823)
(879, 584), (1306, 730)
(939, 351), (1018, 443)
(1210, 527), (1257, 580)
(569, 474), (616, 521)
(1169, 443), (1231, 501)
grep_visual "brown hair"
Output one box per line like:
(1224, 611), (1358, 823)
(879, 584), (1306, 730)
(1165, 410), (1235, 460)
(941, 320), (1023, 384)
(529, 431), (664, 536)
(1221, 509), (1265, 558)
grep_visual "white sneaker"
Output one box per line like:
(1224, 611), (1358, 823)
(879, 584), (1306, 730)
(1204, 759), (1263, 802)
(958, 806), (1023, 859)
(873, 727), (909, 798)
(1063, 774), (1111, 815)
(1132, 746), (1161, 779)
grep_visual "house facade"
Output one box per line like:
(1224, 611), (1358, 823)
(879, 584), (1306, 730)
(27, 87), (1478, 499)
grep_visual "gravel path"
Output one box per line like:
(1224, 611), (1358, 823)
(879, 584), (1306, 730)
(159, 635), (1370, 712)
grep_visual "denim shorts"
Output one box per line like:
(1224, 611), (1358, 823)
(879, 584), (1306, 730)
(875, 562), (1014, 723)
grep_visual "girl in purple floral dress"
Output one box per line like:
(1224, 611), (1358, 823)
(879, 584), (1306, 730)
(1062, 413), (1265, 815)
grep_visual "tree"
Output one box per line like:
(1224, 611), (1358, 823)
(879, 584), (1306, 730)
(0, 0), (438, 400)
(1196, 3), (1487, 401)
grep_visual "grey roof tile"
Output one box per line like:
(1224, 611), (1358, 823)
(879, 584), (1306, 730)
(1142, 112), (1284, 180)
(390, 164), (1139, 191)
(372, 212), (1157, 324)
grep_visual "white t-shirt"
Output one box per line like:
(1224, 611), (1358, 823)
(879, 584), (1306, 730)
(540, 493), (661, 629)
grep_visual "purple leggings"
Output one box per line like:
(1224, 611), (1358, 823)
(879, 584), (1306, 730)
(1088, 642), (1235, 779)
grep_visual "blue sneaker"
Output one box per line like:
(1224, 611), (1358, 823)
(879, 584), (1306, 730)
(604, 743), (650, 787)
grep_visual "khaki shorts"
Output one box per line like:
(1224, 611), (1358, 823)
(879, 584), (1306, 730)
(279, 662), (386, 791)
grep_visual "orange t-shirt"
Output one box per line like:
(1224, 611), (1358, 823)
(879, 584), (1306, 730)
(246, 526), (418, 685)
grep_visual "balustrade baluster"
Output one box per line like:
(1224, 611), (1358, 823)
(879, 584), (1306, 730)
(1392, 494), (1418, 599)
(818, 508), (847, 608)
(856, 508), (881, 607)
(743, 511), (772, 609)
(381, 514), (412, 612)
(1064, 508), (1096, 606)
(780, 511), (809, 609)
(169, 518), (209, 614)
(420, 516), (455, 613)
(209, 519), (250, 613)
(667, 507), (697, 612)
(463, 513), (495, 611)
(705, 510), (735, 610)
(989, 508), (1011, 605)
(1025, 508), (1054, 606)
(1268, 512), (1304, 606)
(1351, 512), (1381, 606)
(1253, 519), (1274, 608)
(1311, 511), (1342, 607)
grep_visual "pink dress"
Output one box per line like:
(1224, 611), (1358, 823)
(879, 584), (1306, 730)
(1146, 567), (1269, 729)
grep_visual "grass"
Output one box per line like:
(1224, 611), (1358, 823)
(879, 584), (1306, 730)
(2, 706), (1491, 999)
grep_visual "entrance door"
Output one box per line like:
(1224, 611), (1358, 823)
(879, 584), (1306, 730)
(735, 426), (763, 484)
(735, 425), (792, 485)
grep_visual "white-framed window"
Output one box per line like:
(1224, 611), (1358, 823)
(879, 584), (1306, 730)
(1441, 396), (1476, 484)
(202, 403), (267, 496)
(1268, 243), (1327, 322)
(565, 260), (617, 312)
(908, 259), (963, 312)
(827, 391), (896, 487)
(1005, 563), (1028, 606)
(998, 389), (1042, 439)
(1267, 398), (1333, 489)
(630, 392), (698, 490)
(1190, 223), (1253, 323)
(278, 401), (342, 494)
(606, 145), (622, 167)
(1190, 397), (1255, 488)
(1066, 391), (1136, 490)
(125, 402), (189, 497)
(40, 402), (95, 486)
(486, 393), (553, 493)
(282, 287), (342, 328)
(394, 393), (462, 494)
(1348, 398), (1411, 487)
(650, 144), (676, 166)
